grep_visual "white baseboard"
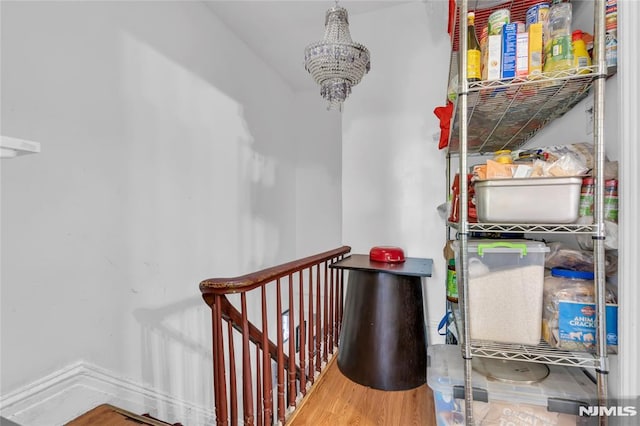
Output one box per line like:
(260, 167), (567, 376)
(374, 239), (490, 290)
(0, 361), (215, 426)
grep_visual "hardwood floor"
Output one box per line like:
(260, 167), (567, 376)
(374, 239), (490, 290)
(65, 404), (176, 426)
(287, 356), (437, 426)
(68, 356), (436, 426)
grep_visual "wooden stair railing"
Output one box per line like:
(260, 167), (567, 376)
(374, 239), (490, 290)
(200, 246), (351, 426)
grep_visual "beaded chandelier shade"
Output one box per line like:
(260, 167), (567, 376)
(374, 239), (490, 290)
(304, 4), (371, 111)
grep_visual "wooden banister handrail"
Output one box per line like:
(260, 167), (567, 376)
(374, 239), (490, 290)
(199, 246), (351, 294)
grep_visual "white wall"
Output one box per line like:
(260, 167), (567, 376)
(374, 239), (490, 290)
(293, 91), (343, 257)
(341, 1), (452, 343)
(0, 0), (341, 421)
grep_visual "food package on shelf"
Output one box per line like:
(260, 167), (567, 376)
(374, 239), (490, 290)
(545, 241), (618, 277)
(542, 268), (618, 354)
(512, 142), (594, 175)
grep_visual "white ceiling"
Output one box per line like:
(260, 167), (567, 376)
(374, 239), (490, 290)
(204, 1), (413, 92)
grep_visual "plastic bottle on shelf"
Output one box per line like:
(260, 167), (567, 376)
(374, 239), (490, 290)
(446, 259), (458, 303)
(572, 29), (592, 73)
(544, 1), (573, 74)
(467, 12), (482, 82)
(604, 179), (618, 223)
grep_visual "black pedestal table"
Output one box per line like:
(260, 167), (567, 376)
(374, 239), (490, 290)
(330, 254), (433, 391)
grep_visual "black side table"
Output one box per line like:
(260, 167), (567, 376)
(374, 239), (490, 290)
(330, 254), (433, 391)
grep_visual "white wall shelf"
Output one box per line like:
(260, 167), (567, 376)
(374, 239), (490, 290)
(1, 136), (41, 159)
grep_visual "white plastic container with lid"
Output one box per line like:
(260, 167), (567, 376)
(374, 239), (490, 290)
(453, 239), (550, 345)
(427, 344), (597, 426)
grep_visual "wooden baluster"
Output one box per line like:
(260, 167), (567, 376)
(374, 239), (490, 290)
(276, 279), (285, 424)
(240, 293), (254, 425)
(332, 259), (340, 346)
(307, 266), (315, 382)
(213, 296), (228, 426)
(288, 274), (296, 408)
(298, 269), (307, 394)
(201, 247), (352, 426)
(228, 321), (238, 425)
(315, 263), (322, 372)
(256, 345), (263, 426)
(338, 264), (345, 339)
(261, 287), (273, 425)
(329, 259), (335, 352)
(323, 261), (329, 363)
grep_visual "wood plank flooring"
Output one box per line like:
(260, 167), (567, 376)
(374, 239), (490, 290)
(287, 356), (437, 426)
(68, 357), (436, 426)
(65, 404), (175, 426)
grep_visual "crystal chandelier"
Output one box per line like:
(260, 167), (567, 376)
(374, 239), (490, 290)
(304, 3), (370, 111)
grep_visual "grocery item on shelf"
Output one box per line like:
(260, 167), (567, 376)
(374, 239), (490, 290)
(448, 173), (477, 223)
(501, 23), (518, 79)
(488, 9), (510, 36)
(542, 268), (618, 353)
(486, 32), (502, 81)
(572, 30), (592, 73)
(474, 176), (582, 223)
(578, 177), (618, 222)
(480, 26), (489, 80)
(453, 240), (549, 345)
(605, 0), (617, 73)
(493, 149), (513, 164)
(512, 142), (594, 173)
(604, 179), (618, 223)
(516, 30), (529, 77)
(578, 177), (595, 217)
(526, 2), (550, 31)
(528, 22), (544, 76)
(544, 241), (618, 277)
(446, 258), (458, 303)
(427, 344), (596, 426)
(467, 12), (482, 82)
(544, 1), (573, 74)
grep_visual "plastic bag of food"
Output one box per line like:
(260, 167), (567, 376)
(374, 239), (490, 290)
(542, 268), (618, 353)
(545, 241), (618, 276)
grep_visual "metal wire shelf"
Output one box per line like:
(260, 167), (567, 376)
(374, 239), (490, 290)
(450, 307), (600, 368)
(448, 68), (603, 154)
(468, 340), (601, 368)
(448, 222), (597, 234)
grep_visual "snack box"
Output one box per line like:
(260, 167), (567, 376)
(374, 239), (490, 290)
(427, 344), (597, 426)
(475, 176), (582, 223)
(453, 239), (549, 345)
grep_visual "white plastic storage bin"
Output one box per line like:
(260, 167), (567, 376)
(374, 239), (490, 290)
(453, 239), (549, 345)
(475, 176), (582, 223)
(427, 344), (597, 426)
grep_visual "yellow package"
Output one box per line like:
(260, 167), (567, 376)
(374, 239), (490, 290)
(528, 23), (543, 77)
